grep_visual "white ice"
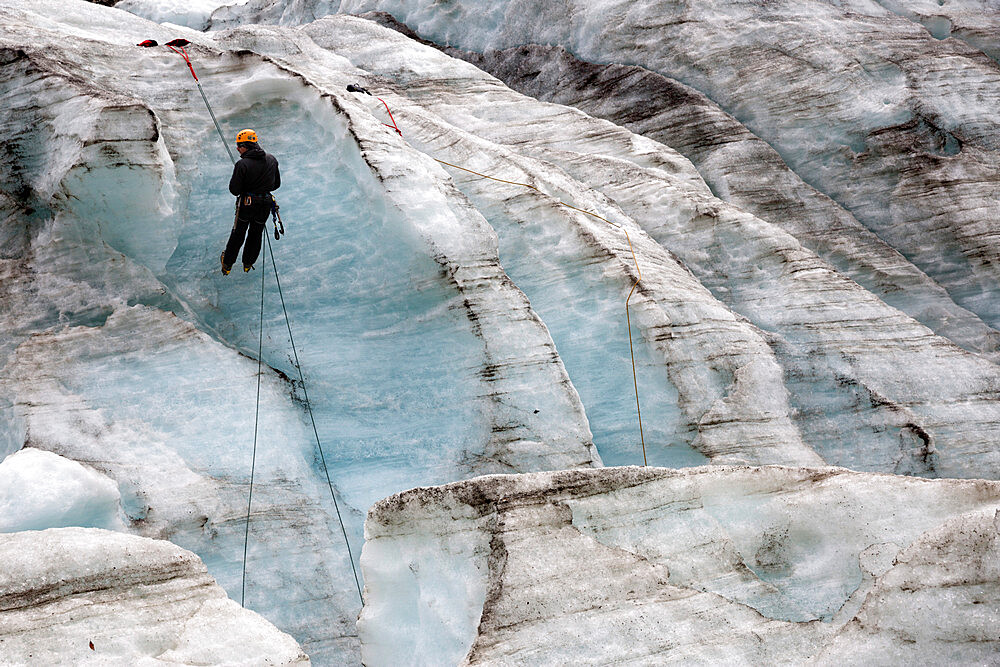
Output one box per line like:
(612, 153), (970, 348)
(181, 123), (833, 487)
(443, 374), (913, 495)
(337, 0), (1000, 330)
(0, 448), (125, 533)
(0, 1), (597, 661)
(0, 527), (308, 664)
(115, 0), (248, 31)
(360, 466), (1000, 665)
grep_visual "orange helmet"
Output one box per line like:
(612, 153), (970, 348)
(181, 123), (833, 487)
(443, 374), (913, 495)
(235, 128), (258, 143)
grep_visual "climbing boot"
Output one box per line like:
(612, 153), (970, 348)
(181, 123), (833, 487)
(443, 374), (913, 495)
(220, 252), (232, 276)
(243, 264), (254, 273)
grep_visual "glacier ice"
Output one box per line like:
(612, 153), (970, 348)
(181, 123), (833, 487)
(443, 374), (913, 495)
(339, 0), (1000, 331)
(361, 466), (1000, 665)
(817, 506), (1000, 663)
(0, 448), (125, 533)
(0, 1), (597, 661)
(5, 304), (366, 658)
(833, 0), (1000, 61)
(0, 527), (308, 664)
(2, 0), (1000, 663)
(298, 14), (1000, 478)
(420, 37), (1000, 363)
(291, 15), (820, 468)
(115, 0), (247, 31)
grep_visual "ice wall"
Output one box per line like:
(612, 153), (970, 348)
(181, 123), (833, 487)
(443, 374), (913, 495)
(0, 448), (124, 532)
(131, 0), (1000, 481)
(0, 527), (308, 664)
(336, 0), (1000, 335)
(0, 0), (599, 661)
(417, 37), (1000, 363)
(4, 0), (1000, 663)
(295, 15), (1000, 479)
(361, 466), (1000, 664)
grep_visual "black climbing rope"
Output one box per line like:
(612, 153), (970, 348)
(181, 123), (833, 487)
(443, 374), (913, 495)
(241, 234), (364, 607)
(241, 244), (267, 608)
(264, 232), (364, 603)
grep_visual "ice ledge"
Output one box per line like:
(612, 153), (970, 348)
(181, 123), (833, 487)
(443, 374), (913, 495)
(361, 465), (1000, 665)
(0, 527), (309, 664)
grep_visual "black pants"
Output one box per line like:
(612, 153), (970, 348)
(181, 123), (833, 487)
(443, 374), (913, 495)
(224, 195), (270, 268)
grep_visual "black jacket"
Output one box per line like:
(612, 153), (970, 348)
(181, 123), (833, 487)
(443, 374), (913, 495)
(229, 146), (280, 196)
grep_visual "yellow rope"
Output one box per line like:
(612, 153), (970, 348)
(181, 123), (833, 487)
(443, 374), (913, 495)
(433, 157), (648, 466)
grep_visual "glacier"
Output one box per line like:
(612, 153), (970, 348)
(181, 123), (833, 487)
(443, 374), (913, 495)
(1, 0), (999, 664)
(0, 526), (308, 664)
(361, 467), (1000, 665)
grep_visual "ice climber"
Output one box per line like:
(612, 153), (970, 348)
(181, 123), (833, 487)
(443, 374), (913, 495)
(221, 129), (281, 275)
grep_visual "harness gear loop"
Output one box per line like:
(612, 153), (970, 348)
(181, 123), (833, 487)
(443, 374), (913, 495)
(270, 194), (285, 239)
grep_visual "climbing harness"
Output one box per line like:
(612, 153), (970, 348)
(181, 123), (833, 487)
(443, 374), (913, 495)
(347, 85), (648, 465)
(140, 39), (363, 607)
(234, 194), (284, 242)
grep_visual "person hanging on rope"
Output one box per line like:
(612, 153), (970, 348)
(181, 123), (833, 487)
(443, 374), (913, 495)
(221, 129), (281, 275)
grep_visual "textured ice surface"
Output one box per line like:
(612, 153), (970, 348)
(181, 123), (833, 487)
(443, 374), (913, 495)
(114, 0), (242, 30)
(0, 448), (124, 533)
(290, 15), (818, 468)
(0, 527), (308, 664)
(5, 0), (1000, 663)
(5, 305), (365, 659)
(340, 0), (1000, 332)
(154, 5), (1000, 480)
(297, 15), (1000, 478)
(817, 506), (1000, 664)
(0, 1), (595, 661)
(361, 466), (1000, 665)
(834, 0), (1000, 61)
(409, 36), (1000, 363)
